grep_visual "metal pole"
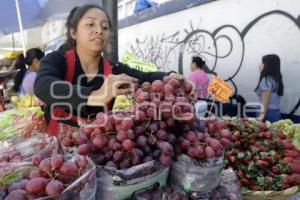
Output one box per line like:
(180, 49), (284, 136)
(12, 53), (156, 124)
(102, 0), (118, 62)
(14, 0), (26, 57)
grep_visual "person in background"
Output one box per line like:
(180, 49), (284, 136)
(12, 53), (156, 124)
(188, 56), (209, 118)
(255, 54), (284, 122)
(134, 0), (158, 14)
(34, 4), (184, 135)
(13, 48), (45, 95)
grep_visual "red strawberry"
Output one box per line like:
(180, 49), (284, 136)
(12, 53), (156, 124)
(290, 163), (300, 173)
(240, 178), (250, 186)
(258, 122), (267, 131)
(272, 166), (280, 174)
(257, 160), (270, 168)
(231, 135), (238, 141)
(251, 185), (262, 191)
(283, 140), (295, 150)
(249, 145), (259, 152)
(264, 131), (272, 139)
(243, 159), (251, 165)
(282, 184), (291, 190)
(262, 156), (273, 163)
(258, 132), (265, 138)
(267, 173), (276, 178)
(277, 138), (283, 145)
(293, 174), (300, 184)
(274, 155), (281, 161)
(282, 174), (295, 185)
(285, 150), (298, 158)
(258, 146), (268, 152)
(253, 155), (260, 161)
(236, 170), (245, 178)
(247, 134), (254, 140)
(233, 131), (241, 139)
(228, 155), (236, 163)
(225, 151), (233, 157)
(283, 157), (294, 164)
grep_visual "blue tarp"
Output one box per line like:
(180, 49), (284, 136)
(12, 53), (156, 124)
(0, 0), (100, 35)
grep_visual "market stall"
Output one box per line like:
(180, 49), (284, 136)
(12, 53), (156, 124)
(0, 75), (300, 200)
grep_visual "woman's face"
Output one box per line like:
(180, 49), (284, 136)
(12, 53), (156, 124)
(191, 62), (197, 71)
(32, 58), (41, 71)
(259, 63), (264, 72)
(71, 8), (110, 54)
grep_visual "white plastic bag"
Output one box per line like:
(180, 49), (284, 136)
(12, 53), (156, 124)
(96, 160), (169, 200)
(169, 154), (223, 194)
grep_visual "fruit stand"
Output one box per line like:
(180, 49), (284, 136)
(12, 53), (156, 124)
(0, 76), (300, 200)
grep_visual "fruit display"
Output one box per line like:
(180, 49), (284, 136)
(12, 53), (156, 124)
(0, 154), (96, 200)
(0, 135), (57, 164)
(2, 73), (300, 199)
(224, 118), (300, 191)
(272, 119), (300, 150)
(168, 118), (232, 196)
(10, 95), (40, 108)
(0, 107), (46, 141)
(60, 76), (196, 169)
(174, 118), (232, 162)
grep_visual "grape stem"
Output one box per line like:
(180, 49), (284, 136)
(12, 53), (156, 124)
(144, 119), (152, 131)
(193, 141), (207, 146)
(146, 131), (159, 145)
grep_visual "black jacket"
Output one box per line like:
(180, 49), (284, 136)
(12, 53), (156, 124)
(34, 49), (167, 126)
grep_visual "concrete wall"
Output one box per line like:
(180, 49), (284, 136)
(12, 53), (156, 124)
(118, 0), (300, 116)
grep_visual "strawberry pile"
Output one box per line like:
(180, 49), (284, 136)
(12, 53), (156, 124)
(225, 118), (300, 191)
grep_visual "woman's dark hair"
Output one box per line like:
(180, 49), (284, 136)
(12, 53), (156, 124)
(192, 56), (206, 68)
(191, 56), (215, 74)
(25, 48), (44, 66)
(65, 4), (111, 49)
(255, 54), (284, 96)
(13, 48), (45, 92)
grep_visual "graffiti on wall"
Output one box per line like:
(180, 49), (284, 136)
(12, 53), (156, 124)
(129, 10), (300, 116)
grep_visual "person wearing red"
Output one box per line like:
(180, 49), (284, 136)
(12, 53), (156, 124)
(34, 4), (183, 135)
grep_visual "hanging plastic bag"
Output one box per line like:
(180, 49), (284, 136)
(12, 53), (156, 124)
(0, 135), (58, 165)
(169, 154), (223, 195)
(96, 160), (169, 200)
(130, 183), (188, 200)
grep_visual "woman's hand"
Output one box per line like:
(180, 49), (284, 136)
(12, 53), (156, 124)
(88, 74), (138, 106)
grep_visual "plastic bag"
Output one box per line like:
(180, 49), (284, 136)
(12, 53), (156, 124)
(208, 168), (242, 200)
(0, 155), (97, 200)
(169, 154), (223, 194)
(0, 134), (57, 164)
(289, 191), (300, 200)
(0, 107), (46, 141)
(130, 183), (188, 200)
(96, 160), (169, 200)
